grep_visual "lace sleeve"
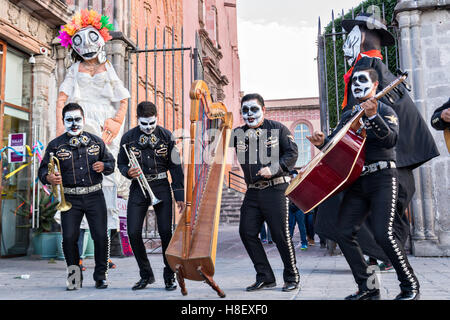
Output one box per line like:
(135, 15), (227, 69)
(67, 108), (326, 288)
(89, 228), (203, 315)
(59, 63), (77, 97)
(106, 62), (131, 102)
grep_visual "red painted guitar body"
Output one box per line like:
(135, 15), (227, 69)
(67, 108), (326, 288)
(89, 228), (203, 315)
(286, 73), (408, 213)
(286, 127), (366, 213)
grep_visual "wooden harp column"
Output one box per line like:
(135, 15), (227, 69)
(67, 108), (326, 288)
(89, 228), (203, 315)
(165, 80), (232, 298)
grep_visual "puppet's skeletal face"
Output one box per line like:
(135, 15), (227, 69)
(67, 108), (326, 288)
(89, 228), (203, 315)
(242, 100), (264, 128)
(343, 26), (362, 67)
(138, 116), (157, 135)
(351, 71), (374, 100)
(71, 26), (105, 61)
(64, 110), (84, 136)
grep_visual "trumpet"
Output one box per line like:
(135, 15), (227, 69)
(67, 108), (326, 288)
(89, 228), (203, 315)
(48, 153), (72, 212)
(122, 144), (161, 206)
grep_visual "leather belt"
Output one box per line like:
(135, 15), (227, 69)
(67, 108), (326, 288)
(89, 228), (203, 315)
(248, 176), (291, 190)
(361, 161), (396, 176)
(64, 183), (102, 195)
(144, 172), (168, 181)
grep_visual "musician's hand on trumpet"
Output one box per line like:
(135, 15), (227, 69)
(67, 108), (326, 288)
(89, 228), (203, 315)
(306, 131), (325, 147)
(47, 172), (62, 185)
(128, 167), (141, 178)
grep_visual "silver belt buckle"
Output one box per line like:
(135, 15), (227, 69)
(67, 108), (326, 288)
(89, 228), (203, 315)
(254, 181), (270, 189)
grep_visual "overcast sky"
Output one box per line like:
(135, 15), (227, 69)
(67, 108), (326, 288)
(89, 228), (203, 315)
(237, 0), (363, 100)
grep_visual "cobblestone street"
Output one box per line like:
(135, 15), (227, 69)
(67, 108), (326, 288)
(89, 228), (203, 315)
(0, 225), (449, 300)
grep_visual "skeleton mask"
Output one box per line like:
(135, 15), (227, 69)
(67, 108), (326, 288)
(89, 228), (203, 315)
(71, 26), (106, 62)
(343, 26), (362, 67)
(138, 116), (157, 135)
(242, 100), (264, 128)
(351, 71), (375, 100)
(64, 110), (84, 136)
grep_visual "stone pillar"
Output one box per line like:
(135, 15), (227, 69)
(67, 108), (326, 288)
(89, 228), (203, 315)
(32, 55), (57, 145)
(395, 0), (450, 256)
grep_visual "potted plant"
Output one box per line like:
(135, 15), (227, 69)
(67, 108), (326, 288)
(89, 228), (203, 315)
(16, 192), (60, 259)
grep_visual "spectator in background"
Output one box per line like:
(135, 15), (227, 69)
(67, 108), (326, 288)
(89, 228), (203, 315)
(260, 222), (273, 244)
(289, 200), (308, 251)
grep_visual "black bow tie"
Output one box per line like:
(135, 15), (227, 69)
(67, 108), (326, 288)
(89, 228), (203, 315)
(68, 134), (91, 149)
(138, 134), (159, 149)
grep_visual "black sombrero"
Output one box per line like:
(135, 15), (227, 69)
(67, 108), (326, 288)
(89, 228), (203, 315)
(342, 12), (395, 47)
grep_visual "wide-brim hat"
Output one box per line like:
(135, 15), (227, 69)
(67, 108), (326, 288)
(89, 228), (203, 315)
(342, 12), (395, 47)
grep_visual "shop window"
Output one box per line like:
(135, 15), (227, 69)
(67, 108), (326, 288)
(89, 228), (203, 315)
(4, 48), (32, 109)
(0, 45), (32, 257)
(294, 123), (311, 168)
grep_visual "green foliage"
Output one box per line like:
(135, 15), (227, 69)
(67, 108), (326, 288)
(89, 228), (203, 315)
(15, 192), (59, 235)
(322, 0), (398, 129)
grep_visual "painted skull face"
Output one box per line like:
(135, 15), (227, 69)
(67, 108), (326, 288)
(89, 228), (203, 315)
(71, 26), (105, 61)
(64, 110), (84, 136)
(138, 116), (157, 135)
(351, 71), (375, 100)
(343, 25), (362, 67)
(242, 100), (264, 128)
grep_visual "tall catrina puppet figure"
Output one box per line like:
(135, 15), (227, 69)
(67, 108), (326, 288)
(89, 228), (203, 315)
(57, 10), (131, 236)
(315, 12), (439, 268)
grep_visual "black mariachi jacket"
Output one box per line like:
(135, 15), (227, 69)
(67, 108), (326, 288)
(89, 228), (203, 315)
(324, 101), (399, 165)
(231, 119), (298, 185)
(344, 56), (439, 169)
(117, 125), (184, 202)
(38, 132), (115, 188)
(431, 98), (450, 130)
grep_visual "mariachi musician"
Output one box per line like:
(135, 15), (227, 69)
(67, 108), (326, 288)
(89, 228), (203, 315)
(315, 12), (439, 268)
(231, 93), (300, 292)
(117, 101), (185, 291)
(431, 98), (450, 130)
(38, 103), (115, 290)
(308, 67), (420, 300)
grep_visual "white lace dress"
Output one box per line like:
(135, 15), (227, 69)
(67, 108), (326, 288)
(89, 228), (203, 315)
(59, 61), (130, 230)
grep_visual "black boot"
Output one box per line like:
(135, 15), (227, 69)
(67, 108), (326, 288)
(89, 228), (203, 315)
(345, 288), (380, 300)
(132, 276), (155, 290)
(165, 277), (177, 291)
(394, 290), (420, 300)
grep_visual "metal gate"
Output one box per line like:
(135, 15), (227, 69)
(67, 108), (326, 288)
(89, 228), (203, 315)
(316, 3), (400, 134)
(127, 27), (203, 248)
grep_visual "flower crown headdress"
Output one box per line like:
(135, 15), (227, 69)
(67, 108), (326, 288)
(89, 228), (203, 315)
(58, 9), (114, 48)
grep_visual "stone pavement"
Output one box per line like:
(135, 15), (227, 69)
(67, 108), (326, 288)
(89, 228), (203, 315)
(0, 225), (449, 300)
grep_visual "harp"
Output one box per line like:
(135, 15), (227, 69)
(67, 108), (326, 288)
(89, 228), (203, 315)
(165, 80), (233, 298)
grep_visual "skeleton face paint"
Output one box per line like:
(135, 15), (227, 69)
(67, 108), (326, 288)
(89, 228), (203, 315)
(242, 100), (264, 128)
(71, 26), (105, 61)
(138, 116), (157, 135)
(343, 26), (362, 67)
(64, 110), (84, 136)
(351, 71), (375, 100)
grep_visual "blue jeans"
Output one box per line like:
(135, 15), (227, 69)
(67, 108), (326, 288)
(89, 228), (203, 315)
(289, 208), (307, 246)
(260, 223), (272, 242)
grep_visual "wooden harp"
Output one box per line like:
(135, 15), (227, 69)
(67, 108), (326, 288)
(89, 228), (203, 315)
(165, 80), (232, 298)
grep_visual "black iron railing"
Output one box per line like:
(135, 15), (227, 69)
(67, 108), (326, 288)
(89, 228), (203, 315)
(228, 171), (246, 193)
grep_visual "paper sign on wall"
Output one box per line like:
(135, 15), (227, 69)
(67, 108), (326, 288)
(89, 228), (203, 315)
(8, 133), (26, 163)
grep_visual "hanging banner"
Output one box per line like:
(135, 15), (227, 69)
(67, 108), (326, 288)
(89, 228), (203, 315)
(117, 197), (133, 257)
(8, 133), (26, 163)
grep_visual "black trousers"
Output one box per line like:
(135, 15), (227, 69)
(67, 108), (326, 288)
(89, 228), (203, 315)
(336, 169), (420, 292)
(127, 180), (174, 282)
(61, 190), (109, 281)
(239, 183), (299, 283)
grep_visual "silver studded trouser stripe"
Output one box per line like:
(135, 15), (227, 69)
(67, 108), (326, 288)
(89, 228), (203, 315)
(336, 169), (420, 291)
(239, 184), (300, 283)
(61, 191), (109, 281)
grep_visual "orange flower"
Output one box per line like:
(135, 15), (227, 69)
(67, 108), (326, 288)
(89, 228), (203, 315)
(99, 27), (112, 42)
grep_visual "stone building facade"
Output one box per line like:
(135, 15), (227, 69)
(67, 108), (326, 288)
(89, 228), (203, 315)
(264, 98), (321, 169)
(0, 0), (73, 257)
(395, 0), (450, 256)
